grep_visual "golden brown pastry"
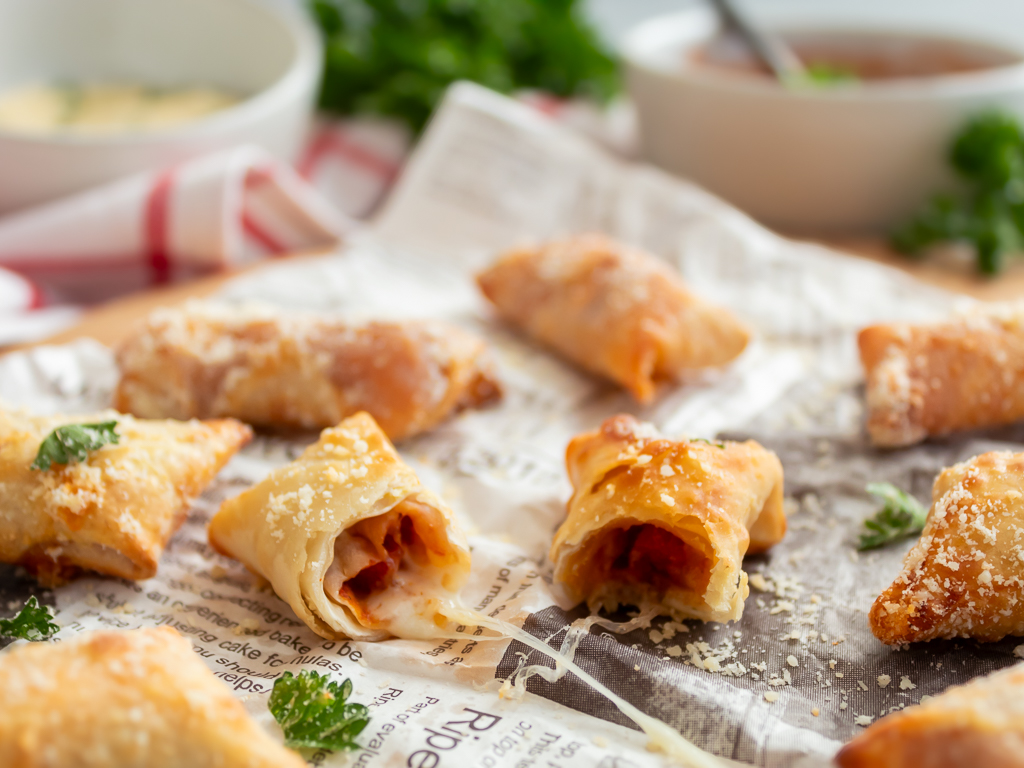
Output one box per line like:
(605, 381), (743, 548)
(210, 411), (471, 641)
(859, 303), (1024, 447)
(0, 627), (305, 768)
(550, 414), (785, 624)
(0, 409), (250, 585)
(870, 450), (1024, 644)
(836, 663), (1024, 768)
(476, 234), (750, 403)
(114, 302), (502, 441)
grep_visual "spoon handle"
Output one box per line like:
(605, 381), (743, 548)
(709, 0), (805, 81)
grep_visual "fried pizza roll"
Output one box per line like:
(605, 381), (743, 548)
(210, 411), (470, 641)
(870, 451), (1024, 644)
(836, 663), (1024, 768)
(0, 409), (250, 585)
(0, 627), (305, 768)
(550, 415), (785, 624)
(859, 304), (1024, 447)
(114, 302), (502, 441)
(476, 234), (750, 403)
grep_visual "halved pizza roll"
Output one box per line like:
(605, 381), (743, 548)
(476, 234), (750, 403)
(859, 303), (1024, 447)
(0, 408), (250, 585)
(836, 663), (1024, 768)
(114, 301), (502, 441)
(209, 411), (471, 641)
(550, 415), (786, 624)
(870, 450), (1024, 644)
(0, 627), (305, 768)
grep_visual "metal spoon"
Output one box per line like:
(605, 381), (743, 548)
(709, 0), (806, 82)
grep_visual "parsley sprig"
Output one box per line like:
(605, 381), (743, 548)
(309, 0), (620, 133)
(858, 482), (929, 551)
(893, 111), (1024, 274)
(0, 597), (60, 641)
(270, 671), (369, 751)
(31, 421), (119, 471)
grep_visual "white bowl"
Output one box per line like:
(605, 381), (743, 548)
(623, 7), (1024, 234)
(0, 0), (321, 214)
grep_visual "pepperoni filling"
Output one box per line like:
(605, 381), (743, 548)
(323, 501), (450, 620)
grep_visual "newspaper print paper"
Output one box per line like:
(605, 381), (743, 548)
(2, 82), (1021, 768)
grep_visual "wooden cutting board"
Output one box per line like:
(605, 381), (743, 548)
(7, 240), (1024, 354)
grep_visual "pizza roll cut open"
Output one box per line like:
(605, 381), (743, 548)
(871, 450), (1024, 645)
(859, 303), (1024, 447)
(476, 234), (751, 403)
(114, 302), (502, 441)
(550, 415), (786, 624)
(0, 627), (305, 768)
(0, 409), (251, 585)
(836, 663), (1024, 768)
(210, 411), (471, 641)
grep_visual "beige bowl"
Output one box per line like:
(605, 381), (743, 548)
(623, 7), (1024, 234)
(0, 0), (322, 214)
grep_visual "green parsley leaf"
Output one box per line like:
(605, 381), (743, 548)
(857, 482), (929, 551)
(31, 421), (120, 471)
(308, 0), (620, 133)
(690, 437), (726, 449)
(269, 671), (370, 751)
(893, 110), (1024, 274)
(0, 597), (60, 641)
(792, 62), (859, 88)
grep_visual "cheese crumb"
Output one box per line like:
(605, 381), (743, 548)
(899, 676), (916, 691)
(764, 691), (780, 703)
(660, 493), (676, 507)
(749, 573), (769, 592)
(787, 655), (799, 668)
(1014, 645), (1024, 659)
(877, 675), (891, 689)
(855, 715), (873, 727)
(811, 708), (820, 717)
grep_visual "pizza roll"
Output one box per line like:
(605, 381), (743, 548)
(0, 627), (305, 768)
(836, 663), (1024, 768)
(870, 450), (1024, 644)
(550, 415), (786, 624)
(210, 411), (471, 641)
(114, 302), (502, 441)
(476, 234), (750, 403)
(0, 409), (250, 585)
(859, 303), (1024, 447)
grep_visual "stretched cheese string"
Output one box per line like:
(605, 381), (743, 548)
(445, 604), (728, 768)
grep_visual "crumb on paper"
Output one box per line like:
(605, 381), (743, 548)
(920, 695), (934, 705)
(634, 665), (640, 672)
(812, 708), (819, 717)
(855, 715), (873, 727)
(877, 675), (891, 689)
(764, 691), (779, 703)
(899, 676), (916, 691)
(750, 573), (769, 592)
(829, 660), (837, 669)
(835, 672), (844, 679)
(787, 655), (799, 668)
(840, 702), (848, 710)
(593, 737), (608, 748)
(1015, 645), (1024, 659)
(666, 645), (683, 658)
(210, 564), (227, 579)
(857, 680), (869, 692)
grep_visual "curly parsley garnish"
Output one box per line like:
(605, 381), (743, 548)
(270, 671), (369, 751)
(31, 421), (119, 471)
(893, 111), (1024, 274)
(858, 482), (928, 551)
(0, 597), (59, 641)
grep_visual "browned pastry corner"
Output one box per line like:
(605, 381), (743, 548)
(870, 451), (1024, 644)
(859, 303), (1024, 448)
(477, 233), (750, 403)
(114, 301), (502, 441)
(0, 408), (251, 585)
(0, 627), (305, 768)
(836, 664), (1024, 768)
(550, 414), (785, 624)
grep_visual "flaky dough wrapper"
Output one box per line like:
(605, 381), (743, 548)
(550, 415), (785, 624)
(477, 234), (750, 403)
(859, 304), (1024, 447)
(836, 663), (1024, 768)
(0, 409), (250, 584)
(0, 627), (304, 768)
(210, 412), (471, 641)
(114, 302), (502, 441)
(870, 450), (1024, 644)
